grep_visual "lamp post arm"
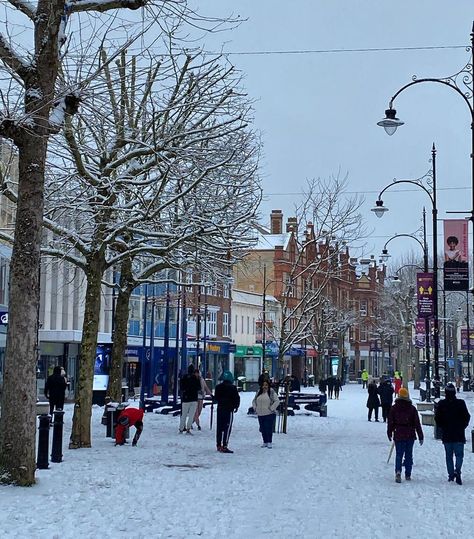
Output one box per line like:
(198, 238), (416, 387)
(378, 179), (434, 206)
(389, 78), (474, 119)
(383, 234), (426, 255)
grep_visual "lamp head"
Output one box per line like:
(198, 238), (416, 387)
(380, 248), (391, 261)
(377, 108), (404, 136)
(371, 199), (389, 218)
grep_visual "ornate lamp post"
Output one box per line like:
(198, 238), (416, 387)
(371, 153), (440, 384)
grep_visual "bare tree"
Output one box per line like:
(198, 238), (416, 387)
(0, 0), (240, 484)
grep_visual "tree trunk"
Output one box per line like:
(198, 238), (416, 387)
(106, 257), (133, 403)
(69, 252), (106, 449)
(0, 138), (46, 485)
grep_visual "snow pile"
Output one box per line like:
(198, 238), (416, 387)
(1, 384), (473, 538)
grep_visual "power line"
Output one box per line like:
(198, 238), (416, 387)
(263, 185), (469, 197)
(214, 44), (467, 57)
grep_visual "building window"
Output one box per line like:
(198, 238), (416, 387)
(235, 314), (238, 334)
(360, 299), (368, 317)
(247, 316), (250, 334)
(223, 312), (229, 337)
(241, 315), (244, 333)
(223, 283), (230, 299)
(208, 311), (217, 337)
(360, 325), (368, 342)
(252, 317), (255, 334)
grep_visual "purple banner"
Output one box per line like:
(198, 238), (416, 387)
(417, 272), (434, 318)
(414, 318), (425, 349)
(460, 328), (474, 351)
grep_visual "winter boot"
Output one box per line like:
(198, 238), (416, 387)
(217, 445), (222, 452)
(221, 446), (234, 453)
(455, 472), (462, 485)
(267, 443), (272, 449)
(261, 443), (267, 448)
(405, 475), (411, 481)
(395, 472), (402, 483)
(186, 429), (193, 435)
(448, 475), (455, 482)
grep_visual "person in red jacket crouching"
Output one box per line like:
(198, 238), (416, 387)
(115, 407), (144, 447)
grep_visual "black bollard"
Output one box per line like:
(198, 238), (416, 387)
(37, 414), (51, 469)
(51, 409), (64, 463)
(471, 428), (474, 453)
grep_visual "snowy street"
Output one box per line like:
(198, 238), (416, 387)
(1, 383), (474, 539)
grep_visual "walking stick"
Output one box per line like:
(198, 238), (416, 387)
(387, 440), (395, 464)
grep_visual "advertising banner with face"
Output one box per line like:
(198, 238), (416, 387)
(443, 219), (469, 291)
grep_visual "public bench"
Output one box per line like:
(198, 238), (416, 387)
(247, 392), (327, 417)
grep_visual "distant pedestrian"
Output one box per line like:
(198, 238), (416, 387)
(193, 369), (212, 431)
(179, 364), (201, 434)
(115, 407), (144, 446)
(290, 374), (301, 392)
(366, 379), (380, 422)
(378, 378), (394, 423)
(214, 371), (240, 453)
(361, 369), (369, 389)
(394, 372), (402, 395)
(387, 387), (424, 483)
(252, 380), (280, 448)
(44, 365), (67, 416)
(455, 376), (461, 393)
(334, 377), (341, 399)
(318, 378), (327, 394)
(327, 376), (335, 399)
(434, 383), (471, 484)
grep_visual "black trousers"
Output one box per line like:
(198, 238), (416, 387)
(216, 408), (234, 448)
(381, 404), (391, 422)
(368, 406), (379, 420)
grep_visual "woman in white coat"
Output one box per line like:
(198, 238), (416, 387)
(252, 380), (280, 448)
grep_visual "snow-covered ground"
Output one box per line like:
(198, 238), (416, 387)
(1, 383), (474, 539)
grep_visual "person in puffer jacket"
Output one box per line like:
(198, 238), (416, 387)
(252, 380), (280, 448)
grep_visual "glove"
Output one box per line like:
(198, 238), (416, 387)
(419, 439), (424, 446)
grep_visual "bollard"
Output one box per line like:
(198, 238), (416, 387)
(106, 406), (114, 438)
(51, 409), (64, 463)
(472, 428), (474, 453)
(36, 414), (51, 470)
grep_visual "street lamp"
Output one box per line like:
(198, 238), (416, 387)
(372, 150), (440, 385)
(377, 22), (474, 305)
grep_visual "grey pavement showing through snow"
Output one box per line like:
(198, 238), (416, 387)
(1, 383), (474, 538)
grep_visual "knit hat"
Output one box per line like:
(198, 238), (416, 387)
(398, 387), (409, 399)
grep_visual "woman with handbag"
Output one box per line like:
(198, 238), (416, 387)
(252, 380), (280, 448)
(193, 368), (212, 430)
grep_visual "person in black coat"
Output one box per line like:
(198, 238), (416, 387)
(318, 378), (327, 394)
(290, 374), (300, 392)
(378, 379), (394, 423)
(327, 376), (335, 399)
(214, 371), (240, 453)
(434, 383), (471, 484)
(366, 380), (380, 421)
(334, 377), (342, 399)
(44, 365), (67, 415)
(179, 364), (201, 434)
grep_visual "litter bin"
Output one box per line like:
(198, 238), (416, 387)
(105, 403), (128, 438)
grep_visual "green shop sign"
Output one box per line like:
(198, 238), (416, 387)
(234, 345), (263, 357)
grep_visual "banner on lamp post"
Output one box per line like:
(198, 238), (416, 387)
(443, 219), (469, 291)
(414, 318), (425, 349)
(417, 272), (434, 318)
(460, 328), (474, 351)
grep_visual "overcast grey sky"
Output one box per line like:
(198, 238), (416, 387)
(194, 0), (474, 268)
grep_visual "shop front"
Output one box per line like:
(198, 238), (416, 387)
(234, 345), (262, 383)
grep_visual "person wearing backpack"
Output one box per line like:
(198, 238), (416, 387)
(252, 379), (280, 448)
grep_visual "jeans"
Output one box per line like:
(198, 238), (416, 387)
(395, 439), (415, 476)
(180, 401), (198, 431)
(258, 414), (275, 444)
(443, 442), (464, 478)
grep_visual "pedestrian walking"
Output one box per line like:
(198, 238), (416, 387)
(252, 380), (280, 448)
(327, 376), (335, 399)
(378, 378), (394, 423)
(214, 371), (240, 453)
(193, 369), (212, 430)
(366, 379), (380, 422)
(44, 365), (67, 416)
(393, 372), (402, 395)
(334, 377), (341, 399)
(318, 377), (327, 395)
(115, 407), (144, 446)
(387, 387), (424, 483)
(179, 364), (201, 434)
(361, 369), (369, 389)
(434, 383), (471, 484)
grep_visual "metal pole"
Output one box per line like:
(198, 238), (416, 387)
(173, 283), (181, 407)
(262, 264), (266, 375)
(196, 285), (201, 369)
(431, 144), (440, 381)
(51, 409), (64, 463)
(202, 287), (208, 379)
(467, 291), (471, 380)
(162, 281), (170, 403)
(139, 284), (148, 410)
(149, 289), (155, 397)
(422, 207), (432, 400)
(181, 284), (188, 373)
(443, 289), (448, 383)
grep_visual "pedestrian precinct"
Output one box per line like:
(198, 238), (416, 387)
(334, 377), (342, 399)
(252, 379), (280, 448)
(361, 369), (369, 389)
(115, 406), (144, 446)
(193, 368), (212, 430)
(44, 365), (67, 416)
(214, 371), (240, 453)
(434, 383), (471, 484)
(366, 379), (380, 422)
(179, 364), (201, 434)
(387, 387), (424, 483)
(378, 378), (394, 423)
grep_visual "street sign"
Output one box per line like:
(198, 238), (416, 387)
(0, 311), (7, 325)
